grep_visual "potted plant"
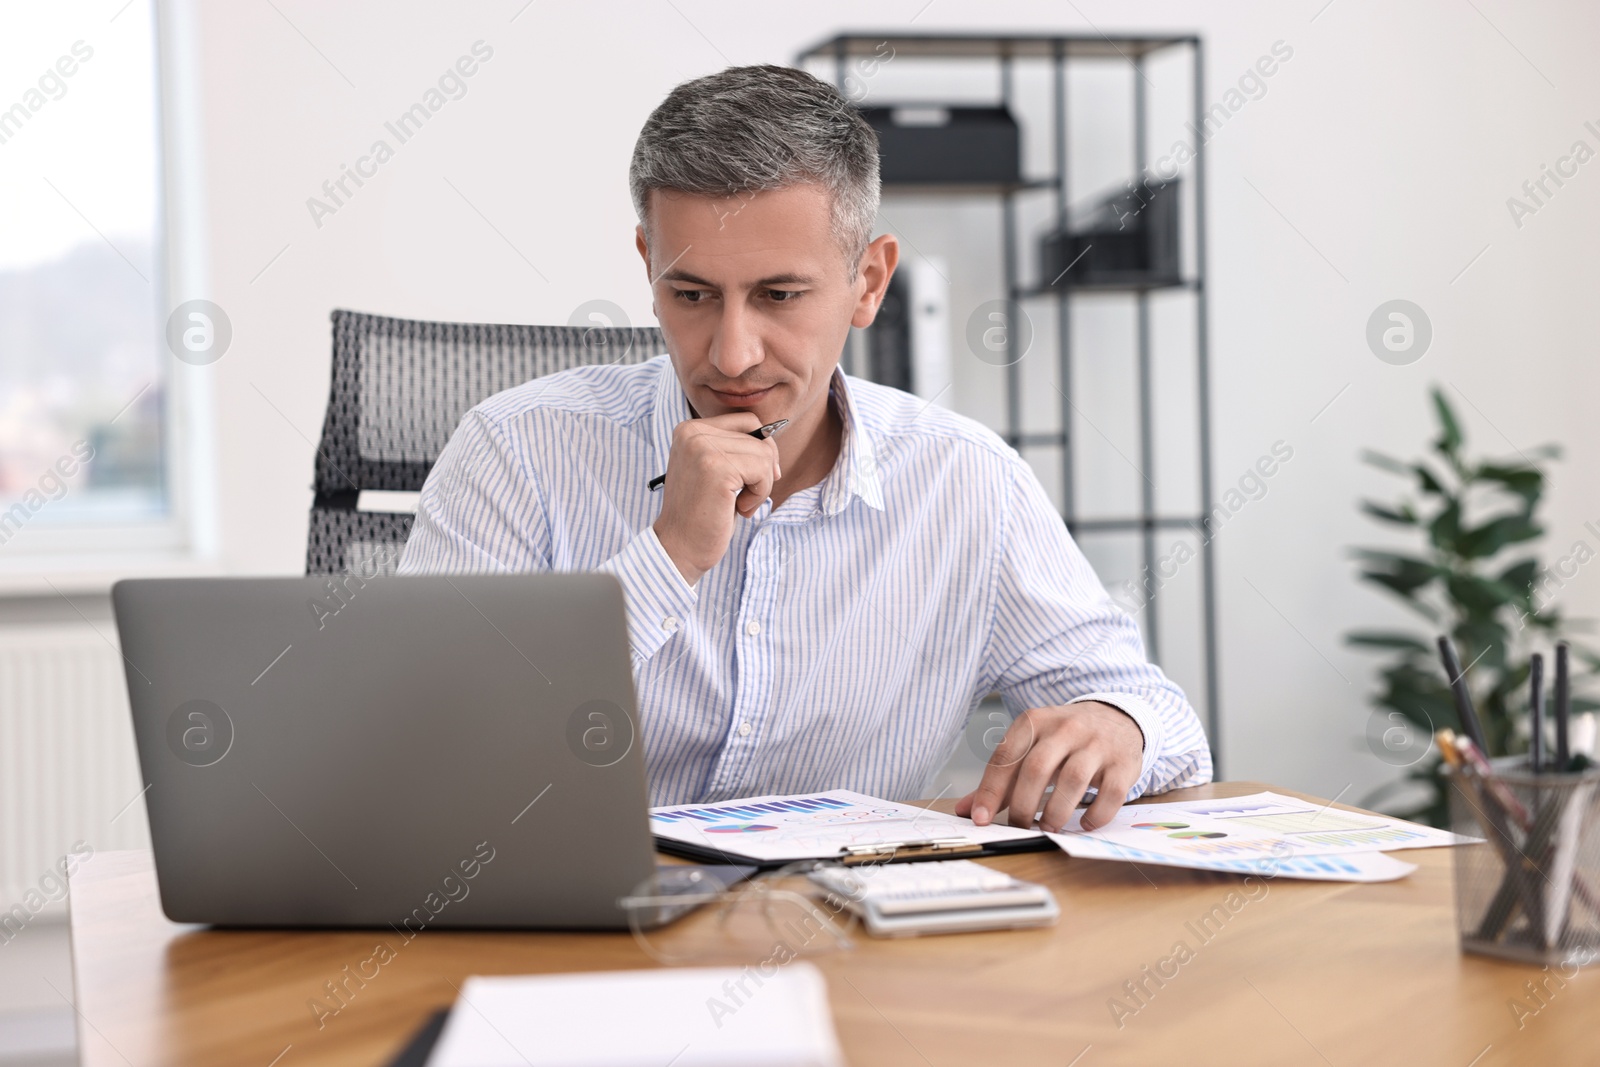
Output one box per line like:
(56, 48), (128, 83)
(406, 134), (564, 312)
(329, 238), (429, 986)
(1347, 387), (1598, 825)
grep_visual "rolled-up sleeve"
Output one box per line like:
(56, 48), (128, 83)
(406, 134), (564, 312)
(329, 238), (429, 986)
(399, 409), (697, 668)
(980, 457), (1214, 798)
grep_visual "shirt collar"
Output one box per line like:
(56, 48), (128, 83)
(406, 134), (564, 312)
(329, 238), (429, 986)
(649, 357), (885, 516)
(820, 365), (885, 515)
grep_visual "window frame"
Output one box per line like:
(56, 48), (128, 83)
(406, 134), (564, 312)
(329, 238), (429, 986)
(0, 0), (215, 585)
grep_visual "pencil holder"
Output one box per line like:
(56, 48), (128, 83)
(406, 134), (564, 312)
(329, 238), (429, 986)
(1446, 759), (1600, 966)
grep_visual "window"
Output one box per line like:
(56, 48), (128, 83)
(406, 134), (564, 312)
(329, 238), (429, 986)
(0, 1), (171, 555)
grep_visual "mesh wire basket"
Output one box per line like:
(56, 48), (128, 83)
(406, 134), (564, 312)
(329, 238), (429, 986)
(1446, 759), (1600, 966)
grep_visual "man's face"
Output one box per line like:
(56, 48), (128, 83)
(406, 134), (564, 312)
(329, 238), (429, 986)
(636, 183), (894, 427)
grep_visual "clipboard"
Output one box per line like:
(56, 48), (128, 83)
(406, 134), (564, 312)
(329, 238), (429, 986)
(648, 788), (1055, 870)
(655, 832), (1056, 870)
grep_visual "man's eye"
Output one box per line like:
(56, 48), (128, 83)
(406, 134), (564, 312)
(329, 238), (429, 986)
(766, 289), (802, 302)
(675, 289), (710, 303)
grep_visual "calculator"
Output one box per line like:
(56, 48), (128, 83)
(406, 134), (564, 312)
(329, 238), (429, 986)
(807, 859), (1060, 937)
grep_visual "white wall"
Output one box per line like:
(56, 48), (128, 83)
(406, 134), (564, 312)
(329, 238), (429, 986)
(184, 0), (1600, 800)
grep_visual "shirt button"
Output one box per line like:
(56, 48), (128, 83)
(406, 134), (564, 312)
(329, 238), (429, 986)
(661, 616), (678, 633)
(745, 620), (761, 636)
(738, 722), (752, 737)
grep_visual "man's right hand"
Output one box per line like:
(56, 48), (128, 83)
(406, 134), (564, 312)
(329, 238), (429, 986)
(652, 413), (781, 586)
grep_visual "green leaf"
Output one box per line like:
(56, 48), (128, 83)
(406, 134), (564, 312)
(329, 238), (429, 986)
(1360, 571), (1431, 601)
(1360, 450), (1412, 476)
(1432, 387), (1464, 456)
(1498, 558), (1539, 600)
(1353, 551), (1447, 596)
(1351, 548), (1440, 570)
(1372, 662), (1458, 729)
(1455, 619), (1509, 674)
(1457, 514), (1543, 559)
(1485, 659), (1529, 700)
(1346, 630), (1433, 653)
(1428, 498), (1463, 554)
(1447, 573), (1519, 614)
(1413, 463), (1449, 496)
(1476, 464), (1542, 510)
(1361, 501), (1416, 526)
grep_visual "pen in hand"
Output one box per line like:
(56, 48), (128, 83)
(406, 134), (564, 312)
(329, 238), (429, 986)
(647, 419), (789, 491)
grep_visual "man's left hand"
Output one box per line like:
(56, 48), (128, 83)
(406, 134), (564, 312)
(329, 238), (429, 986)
(954, 701), (1144, 833)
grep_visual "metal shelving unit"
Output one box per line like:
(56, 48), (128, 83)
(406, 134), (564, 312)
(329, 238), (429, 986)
(798, 32), (1221, 767)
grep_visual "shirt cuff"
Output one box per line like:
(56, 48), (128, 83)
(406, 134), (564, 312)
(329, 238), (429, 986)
(595, 526), (698, 663)
(1067, 691), (1163, 798)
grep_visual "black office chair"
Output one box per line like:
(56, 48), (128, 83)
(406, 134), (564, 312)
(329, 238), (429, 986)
(305, 308), (665, 575)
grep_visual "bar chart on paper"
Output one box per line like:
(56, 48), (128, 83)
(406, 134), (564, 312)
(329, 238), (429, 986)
(1047, 835), (1420, 883)
(1055, 791), (1468, 863)
(1289, 826), (1437, 849)
(651, 795), (855, 826)
(1217, 810), (1379, 834)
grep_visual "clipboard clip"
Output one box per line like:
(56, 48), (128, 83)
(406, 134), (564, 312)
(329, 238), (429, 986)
(838, 837), (982, 864)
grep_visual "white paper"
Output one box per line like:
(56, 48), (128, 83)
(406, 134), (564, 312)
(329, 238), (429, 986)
(1054, 791), (1469, 865)
(649, 788), (1043, 863)
(426, 964), (844, 1067)
(1048, 833), (1419, 882)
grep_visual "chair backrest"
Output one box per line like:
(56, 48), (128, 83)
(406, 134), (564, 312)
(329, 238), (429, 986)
(306, 309), (664, 575)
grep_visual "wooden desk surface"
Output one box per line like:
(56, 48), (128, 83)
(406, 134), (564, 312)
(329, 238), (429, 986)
(68, 782), (1587, 1066)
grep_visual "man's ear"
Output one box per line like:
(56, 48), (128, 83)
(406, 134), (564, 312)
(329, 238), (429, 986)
(851, 233), (900, 329)
(635, 224), (651, 280)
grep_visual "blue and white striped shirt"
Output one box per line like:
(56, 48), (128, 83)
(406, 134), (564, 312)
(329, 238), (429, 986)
(399, 354), (1212, 806)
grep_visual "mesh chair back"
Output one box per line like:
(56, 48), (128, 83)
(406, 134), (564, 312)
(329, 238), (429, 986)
(306, 309), (664, 575)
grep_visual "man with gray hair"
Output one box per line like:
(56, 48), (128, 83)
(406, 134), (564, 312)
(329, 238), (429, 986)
(401, 64), (1212, 831)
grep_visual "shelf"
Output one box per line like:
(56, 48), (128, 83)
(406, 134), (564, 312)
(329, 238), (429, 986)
(799, 32), (1198, 62)
(800, 28), (1218, 765)
(1067, 517), (1209, 534)
(882, 177), (1057, 197)
(1009, 432), (1066, 448)
(1013, 278), (1198, 298)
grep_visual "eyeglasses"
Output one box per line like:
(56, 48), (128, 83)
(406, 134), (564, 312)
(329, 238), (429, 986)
(618, 861), (865, 965)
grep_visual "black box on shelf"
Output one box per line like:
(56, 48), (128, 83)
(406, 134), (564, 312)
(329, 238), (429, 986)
(860, 106), (1022, 186)
(1039, 178), (1181, 289)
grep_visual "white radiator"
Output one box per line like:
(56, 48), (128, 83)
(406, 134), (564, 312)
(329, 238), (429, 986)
(0, 622), (149, 916)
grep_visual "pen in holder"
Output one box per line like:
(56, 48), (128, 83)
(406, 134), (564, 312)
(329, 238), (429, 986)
(1446, 757), (1600, 966)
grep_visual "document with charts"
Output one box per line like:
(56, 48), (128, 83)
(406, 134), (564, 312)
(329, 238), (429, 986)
(1052, 791), (1471, 865)
(649, 789), (1046, 864)
(1046, 833), (1420, 882)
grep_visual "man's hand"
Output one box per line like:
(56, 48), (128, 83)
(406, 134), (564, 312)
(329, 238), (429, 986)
(954, 701), (1145, 833)
(653, 413), (781, 586)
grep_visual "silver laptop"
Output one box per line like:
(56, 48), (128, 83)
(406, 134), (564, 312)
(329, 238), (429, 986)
(112, 574), (739, 929)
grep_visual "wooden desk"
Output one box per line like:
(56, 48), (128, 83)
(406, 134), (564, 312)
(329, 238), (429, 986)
(68, 782), (1586, 1066)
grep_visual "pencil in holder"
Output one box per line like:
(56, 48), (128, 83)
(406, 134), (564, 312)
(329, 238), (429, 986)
(1446, 759), (1600, 966)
